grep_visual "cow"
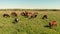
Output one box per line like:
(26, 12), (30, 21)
(3, 14), (10, 17)
(11, 12), (17, 17)
(49, 20), (57, 29)
(42, 15), (48, 19)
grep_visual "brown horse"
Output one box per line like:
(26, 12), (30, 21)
(49, 20), (57, 29)
(11, 12), (17, 17)
(21, 11), (38, 18)
(42, 15), (48, 19)
(27, 12), (32, 17)
(3, 14), (10, 17)
(21, 12), (25, 16)
(30, 12), (38, 18)
(21, 11), (32, 17)
(21, 11), (28, 16)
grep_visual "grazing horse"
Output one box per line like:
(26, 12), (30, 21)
(42, 15), (48, 19)
(11, 12), (17, 17)
(24, 11), (28, 17)
(49, 20), (57, 29)
(21, 11), (28, 17)
(15, 18), (19, 22)
(27, 12), (32, 17)
(33, 12), (38, 18)
(13, 18), (19, 24)
(21, 11), (38, 18)
(21, 12), (25, 16)
(21, 11), (32, 17)
(3, 14), (10, 17)
(30, 12), (38, 18)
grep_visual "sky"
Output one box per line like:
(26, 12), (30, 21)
(0, 0), (60, 9)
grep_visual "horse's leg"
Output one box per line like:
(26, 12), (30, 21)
(49, 23), (52, 29)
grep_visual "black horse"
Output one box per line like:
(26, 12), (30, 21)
(13, 18), (19, 24)
(15, 18), (19, 22)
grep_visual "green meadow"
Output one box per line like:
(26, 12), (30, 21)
(0, 11), (60, 34)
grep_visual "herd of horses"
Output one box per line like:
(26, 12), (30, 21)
(2, 11), (57, 29)
(21, 11), (38, 18)
(3, 12), (17, 17)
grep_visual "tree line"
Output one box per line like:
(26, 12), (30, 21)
(0, 9), (60, 11)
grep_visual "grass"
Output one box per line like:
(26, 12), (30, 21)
(0, 11), (60, 34)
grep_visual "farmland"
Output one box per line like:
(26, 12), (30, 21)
(0, 10), (60, 34)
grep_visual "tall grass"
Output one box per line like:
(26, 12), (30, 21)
(0, 11), (59, 34)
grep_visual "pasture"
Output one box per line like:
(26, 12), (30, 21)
(0, 11), (60, 34)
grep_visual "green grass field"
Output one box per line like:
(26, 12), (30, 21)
(0, 11), (60, 34)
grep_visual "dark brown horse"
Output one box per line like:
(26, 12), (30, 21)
(21, 11), (32, 17)
(3, 14), (10, 17)
(21, 11), (28, 16)
(21, 11), (38, 18)
(42, 15), (48, 19)
(11, 12), (17, 17)
(30, 12), (38, 18)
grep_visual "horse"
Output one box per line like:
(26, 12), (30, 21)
(49, 20), (57, 29)
(11, 12), (17, 17)
(42, 15), (48, 19)
(3, 14), (10, 17)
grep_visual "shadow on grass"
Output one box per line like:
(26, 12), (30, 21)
(44, 25), (50, 29)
